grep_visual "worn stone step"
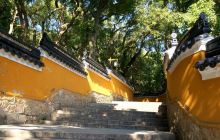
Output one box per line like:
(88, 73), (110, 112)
(61, 107), (165, 115)
(111, 101), (165, 112)
(67, 102), (166, 113)
(49, 102), (169, 131)
(51, 112), (167, 126)
(52, 120), (169, 131)
(52, 109), (166, 119)
(53, 118), (168, 126)
(52, 115), (167, 126)
(57, 119), (169, 126)
(0, 125), (175, 140)
(0, 138), (65, 140)
(52, 114), (166, 122)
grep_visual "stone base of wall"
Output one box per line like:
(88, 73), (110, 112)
(167, 98), (220, 140)
(89, 92), (127, 103)
(0, 96), (49, 124)
(0, 89), (126, 124)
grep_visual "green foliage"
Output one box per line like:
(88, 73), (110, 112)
(183, 0), (216, 31)
(0, 0), (12, 31)
(128, 51), (165, 93)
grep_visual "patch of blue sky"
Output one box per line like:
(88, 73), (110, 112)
(48, 19), (60, 31)
(35, 24), (42, 32)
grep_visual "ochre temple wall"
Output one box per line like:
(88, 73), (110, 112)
(0, 52), (133, 124)
(166, 13), (220, 138)
(0, 32), (134, 124)
(0, 54), (133, 101)
(133, 94), (166, 102)
(0, 56), (90, 100)
(167, 50), (220, 126)
(109, 73), (133, 101)
(167, 97), (220, 140)
(86, 69), (112, 96)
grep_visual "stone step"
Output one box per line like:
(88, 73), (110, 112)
(53, 108), (166, 118)
(62, 102), (166, 113)
(111, 101), (165, 112)
(53, 118), (169, 127)
(61, 106), (165, 113)
(52, 115), (168, 124)
(53, 121), (169, 131)
(0, 125), (175, 140)
(51, 113), (168, 131)
(52, 110), (167, 123)
(53, 116), (168, 124)
(0, 138), (64, 140)
(50, 102), (169, 131)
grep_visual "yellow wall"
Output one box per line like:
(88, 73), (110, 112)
(0, 57), (90, 100)
(109, 73), (133, 100)
(86, 69), (133, 100)
(167, 50), (220, 127)
(86, 69), (112, 96)
(133, 94), (166, 102)
(0, 56), (133, 101)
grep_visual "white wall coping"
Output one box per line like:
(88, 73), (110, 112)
(198, 64), (220, 80)
(168, 36), (213, 73)
(0, 48), (42, 71)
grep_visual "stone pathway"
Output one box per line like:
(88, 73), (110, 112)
(0, 101), (175, 140)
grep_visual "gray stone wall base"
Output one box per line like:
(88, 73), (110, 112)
(167, 98), (220, 140)
(89, 92), (127, 103)
(0, 90), (126, 124)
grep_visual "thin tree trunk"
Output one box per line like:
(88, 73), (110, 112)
(8, 8), (18, 34)
(163, 0), (168, 7)
(15, 0), (29, 40)
(58, 0), (80, 43)
(32, 29), (37, 47)
(122, 33), (149, 75)
(42, 21), (45, 35)
(122, 46), (143, 76)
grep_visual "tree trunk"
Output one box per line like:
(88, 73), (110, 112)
(15, 0), (29, 40)
(122, 33), (149, 75)
(163, 0), (168, 7)
(122, 46), (143, 76)
(8, 8), (17, 34)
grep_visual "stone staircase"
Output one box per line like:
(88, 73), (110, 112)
(0, 101), (175, 140)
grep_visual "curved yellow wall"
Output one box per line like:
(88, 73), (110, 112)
(0, 56), (133, 101)
(167, 50), (220, 127)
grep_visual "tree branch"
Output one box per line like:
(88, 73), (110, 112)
(122, 32), (150, 75)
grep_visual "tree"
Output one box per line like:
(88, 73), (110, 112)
(0, 0), (12, 31)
